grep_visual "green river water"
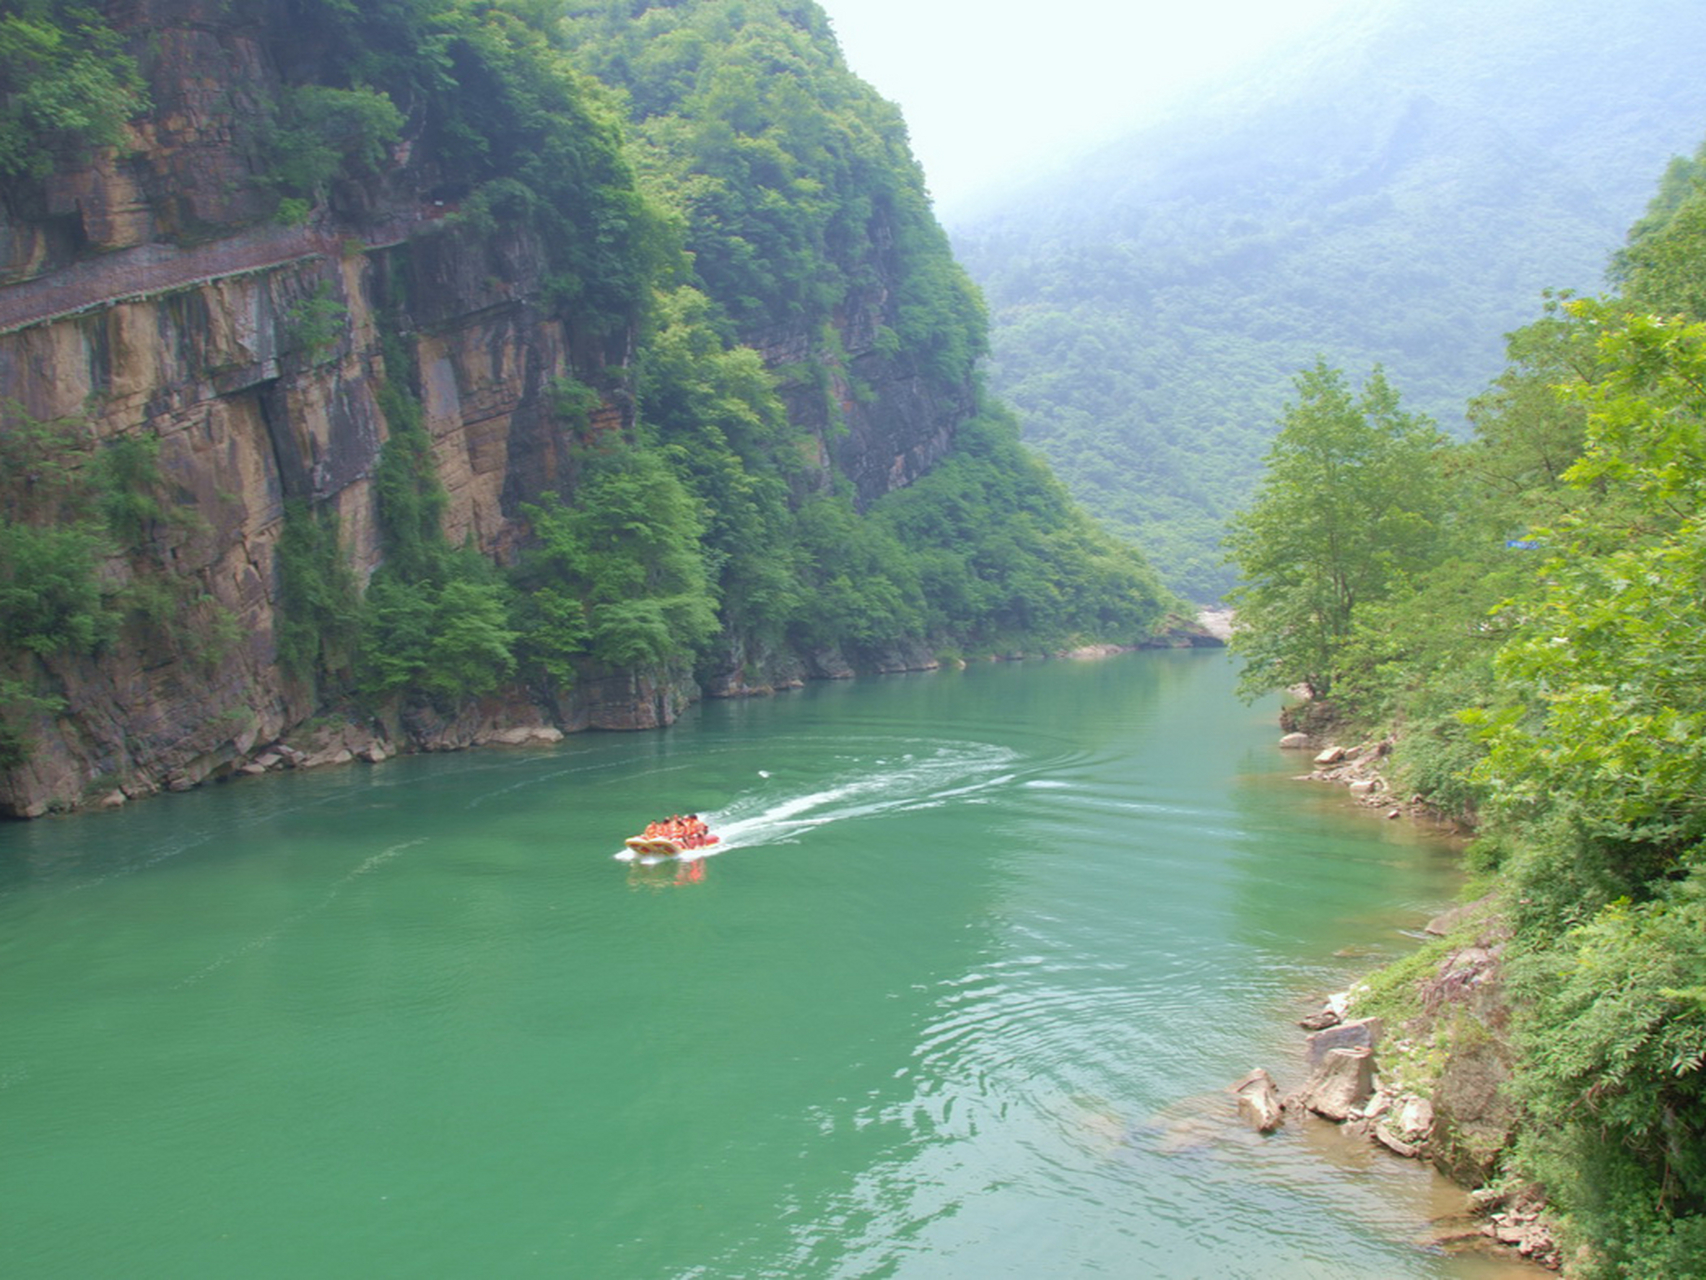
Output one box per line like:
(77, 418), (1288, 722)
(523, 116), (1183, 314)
(0, 651), (1535, 1279)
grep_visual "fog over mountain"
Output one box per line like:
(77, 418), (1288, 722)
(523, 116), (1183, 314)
(951, 0), (1706, 598)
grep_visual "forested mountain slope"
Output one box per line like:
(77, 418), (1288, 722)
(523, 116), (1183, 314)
(953, 0), (1706, 599)
(0, 0), (1170, 817)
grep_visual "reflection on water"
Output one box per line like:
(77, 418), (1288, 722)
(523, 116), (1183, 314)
(0, 653), (1537, 1278)
(627, 856), (709, 889)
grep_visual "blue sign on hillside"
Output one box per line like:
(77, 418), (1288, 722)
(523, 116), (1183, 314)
(1505, 539), (1543, 550)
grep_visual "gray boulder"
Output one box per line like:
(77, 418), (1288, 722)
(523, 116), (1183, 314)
(1229, 1068), (1285, 1132)
(1304, 1016), (1383, 1068)
(1297, 1047), (1376, 1121)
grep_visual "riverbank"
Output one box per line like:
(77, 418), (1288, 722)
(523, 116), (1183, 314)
(16, 616), (1223, 821)
(1256, 715), (1558, 1272)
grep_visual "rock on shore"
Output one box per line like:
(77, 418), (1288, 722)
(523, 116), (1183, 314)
(1227, 923), (1560, 1270)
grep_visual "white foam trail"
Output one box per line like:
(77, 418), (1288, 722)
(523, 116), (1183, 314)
(620, 740), (1021, 860)
(176, 839), (424, 987)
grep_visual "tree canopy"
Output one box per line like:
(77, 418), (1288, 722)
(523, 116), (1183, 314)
(1225, 362), (1446, 699)
(1223, 127), (1706, 1273)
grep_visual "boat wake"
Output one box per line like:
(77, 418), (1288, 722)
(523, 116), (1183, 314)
(615, 737), (1021, 862)
(176, 838), (424, 986)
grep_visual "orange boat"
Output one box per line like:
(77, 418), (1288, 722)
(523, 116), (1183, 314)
(624, 815), (719, 857)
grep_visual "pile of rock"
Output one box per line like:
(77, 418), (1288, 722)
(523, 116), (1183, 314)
(233, 737), (385, 776)
(1279, 734), (1404, 816)
(1225, 1013), (1406, 1136)
(1226, 982), (1559, 1270)
(1270, 1005), (1455, 1157)
(228, 720), (567, 780)
(1469, 1188), (1561, 1268)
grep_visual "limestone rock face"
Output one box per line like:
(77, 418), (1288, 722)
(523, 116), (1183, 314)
(0, 2), (969, 816)
(1431, 1034), (1518, 1186)
(0, 212), (587, 816)
(697, 635), (809, 699)
(750, 281), (973, 511)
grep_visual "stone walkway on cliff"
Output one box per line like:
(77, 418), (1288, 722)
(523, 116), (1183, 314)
(0, 212), (428, 338)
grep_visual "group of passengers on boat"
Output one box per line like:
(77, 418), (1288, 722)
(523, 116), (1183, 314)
(643, 814), (716, 849)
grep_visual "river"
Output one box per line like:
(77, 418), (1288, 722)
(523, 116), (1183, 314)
(0, 650), (1532, 1278)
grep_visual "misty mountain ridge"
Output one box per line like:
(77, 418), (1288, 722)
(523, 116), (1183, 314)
(951, 0), (1706, 598)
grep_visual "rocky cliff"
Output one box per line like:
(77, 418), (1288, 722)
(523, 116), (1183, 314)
(0, 0), (977, 816)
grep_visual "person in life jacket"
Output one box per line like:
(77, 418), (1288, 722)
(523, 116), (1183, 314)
(641, 814), (713, 848)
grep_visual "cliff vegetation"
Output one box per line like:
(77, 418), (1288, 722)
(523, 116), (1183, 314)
(0, 0), (1172, 818)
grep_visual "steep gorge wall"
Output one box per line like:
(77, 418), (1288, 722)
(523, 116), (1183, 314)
(0, 0), (971, 816)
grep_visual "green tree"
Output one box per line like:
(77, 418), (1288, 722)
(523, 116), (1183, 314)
(872, 406), (1171, 649)
(1473, 303), (1706, 880)
(357, 354), (520, 703)
(560, 0), (983, 389)
(787, 492), (925, 654)
(421, 572), (518, 699)
(512, 448), (719, 677)
(634, 285), (805, 647)
(356, 550), (517, 703)
(0, 521), (108, 656)
(1225, 362), (1447, 699)
(274, 500), (362, 683)
(1463, 302), (1706, 1275)
(1612, 139), (1706, 320)
(0, 2), (147, 178)
(1315, 299), (1598, 771)
(262, 83), (402, 208)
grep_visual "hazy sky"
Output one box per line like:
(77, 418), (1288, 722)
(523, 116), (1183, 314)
(820, 0), (1355, 218)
